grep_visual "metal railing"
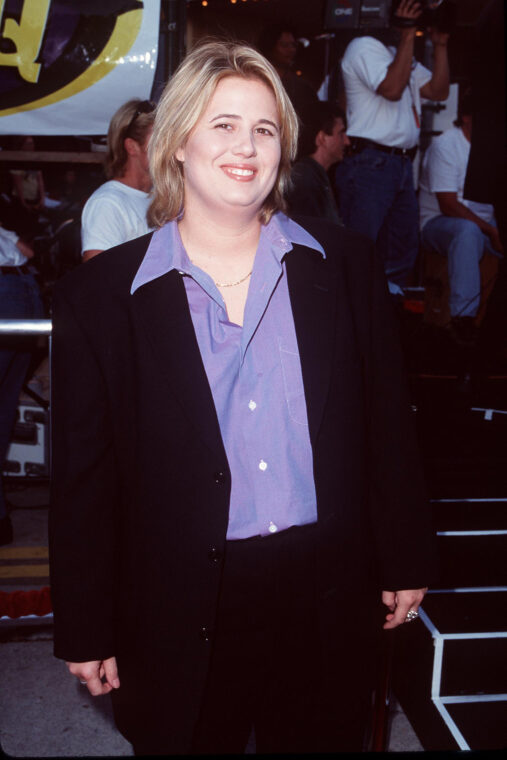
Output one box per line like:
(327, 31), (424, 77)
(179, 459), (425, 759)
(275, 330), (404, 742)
(0, 319), (52, 336)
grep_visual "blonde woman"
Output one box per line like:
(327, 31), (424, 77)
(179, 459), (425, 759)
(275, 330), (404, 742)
(50, 39), (434, 755)
(81, 98), (155, 262)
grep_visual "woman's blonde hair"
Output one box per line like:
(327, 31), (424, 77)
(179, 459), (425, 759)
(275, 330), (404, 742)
(105, 98), (156, 180)
(148, 38), (299, 228)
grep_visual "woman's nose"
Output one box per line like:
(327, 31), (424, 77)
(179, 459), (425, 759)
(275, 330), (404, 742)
(232, 129), (257, 157)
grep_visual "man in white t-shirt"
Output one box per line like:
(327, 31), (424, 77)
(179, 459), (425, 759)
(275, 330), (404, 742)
(335, 0), (450, 293)
(81, 99), (155, 262)
(419, 94), (503, 344)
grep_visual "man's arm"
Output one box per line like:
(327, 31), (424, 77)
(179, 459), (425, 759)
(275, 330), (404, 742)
(419, 28), (450, 102)
(377, 0), (421, 101)
(15, 238), (34, 259)
(0, 227), (34, 262)
(436, 191), (503, 253)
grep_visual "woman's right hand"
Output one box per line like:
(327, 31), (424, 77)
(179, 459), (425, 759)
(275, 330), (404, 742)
(66, 656), (120, 696)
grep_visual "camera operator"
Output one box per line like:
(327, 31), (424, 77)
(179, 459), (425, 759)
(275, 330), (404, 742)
(335, 0), (450, 294)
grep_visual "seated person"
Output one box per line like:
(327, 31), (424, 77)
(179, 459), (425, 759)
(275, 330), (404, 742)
(419, 91), (503, 345)
(287, 103), (349, 223)
(81, 99), (155, 262)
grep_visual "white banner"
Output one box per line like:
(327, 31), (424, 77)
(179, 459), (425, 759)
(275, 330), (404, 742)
(0, 0), (160, 135)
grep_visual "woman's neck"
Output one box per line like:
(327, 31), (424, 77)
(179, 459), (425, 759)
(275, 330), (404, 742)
(178, 206), (262, 266)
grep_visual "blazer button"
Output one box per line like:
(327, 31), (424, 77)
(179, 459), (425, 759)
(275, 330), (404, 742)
(208, 546), (222, 564)
(213, 471), (225, 485)
(200, 626), (212, 642)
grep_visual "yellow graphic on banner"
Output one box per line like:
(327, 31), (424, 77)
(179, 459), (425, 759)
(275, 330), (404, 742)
(0, 5), (143, 117)
(0, 0), (50, 82)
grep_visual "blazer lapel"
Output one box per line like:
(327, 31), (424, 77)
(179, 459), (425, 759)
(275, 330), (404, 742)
(131, 270), (227, 463)
(286, 245), (338, 448)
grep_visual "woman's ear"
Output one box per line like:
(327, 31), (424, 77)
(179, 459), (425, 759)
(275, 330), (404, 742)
(175, 145), (185, 162)
(124, 136), (141, 157)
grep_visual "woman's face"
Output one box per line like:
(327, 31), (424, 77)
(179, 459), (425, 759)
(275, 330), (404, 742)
(176, 76), (281, 221)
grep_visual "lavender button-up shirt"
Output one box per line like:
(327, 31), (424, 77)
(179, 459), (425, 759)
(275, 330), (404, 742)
(131, 213), (325, 539)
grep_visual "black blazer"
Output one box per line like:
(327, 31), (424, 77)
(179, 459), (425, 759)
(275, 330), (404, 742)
(49, 217), (435, 752)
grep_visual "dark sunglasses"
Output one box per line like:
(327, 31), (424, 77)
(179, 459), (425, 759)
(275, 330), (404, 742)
(126, 100), (156, 135)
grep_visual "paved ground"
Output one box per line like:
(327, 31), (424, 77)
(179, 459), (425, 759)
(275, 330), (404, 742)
(0, 490), (423, 756)
(0, 633), (421, 757)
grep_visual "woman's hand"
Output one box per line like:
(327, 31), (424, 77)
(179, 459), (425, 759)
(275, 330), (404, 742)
(382, 588), (427, 629)
(66, 656), (120, 696)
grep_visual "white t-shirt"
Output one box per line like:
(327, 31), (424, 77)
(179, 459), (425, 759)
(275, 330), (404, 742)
(0, 226), (26, 266)
(419, 126), (495, 230)
(81, 180), (152, 254)
(341, 36), (432, 149)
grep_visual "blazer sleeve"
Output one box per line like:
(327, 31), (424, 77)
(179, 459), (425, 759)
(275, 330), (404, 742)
(49, 283), (119, 662)
(362, 244), (437, 591)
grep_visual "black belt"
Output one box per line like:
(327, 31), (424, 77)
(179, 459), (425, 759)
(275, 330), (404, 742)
(350, 137), (417, 161)
(0, 265), (31, 275)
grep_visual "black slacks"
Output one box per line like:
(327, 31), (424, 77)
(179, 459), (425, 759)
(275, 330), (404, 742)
(192, 523), (370, 754)
(134, 523), (372, 755)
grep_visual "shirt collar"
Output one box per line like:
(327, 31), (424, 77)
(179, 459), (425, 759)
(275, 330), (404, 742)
(130, 212), (325, 294)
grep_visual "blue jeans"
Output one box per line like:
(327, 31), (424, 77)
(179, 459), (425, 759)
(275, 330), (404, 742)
(335, 148), (419, 289)
(0, 272), (44, 517)
(421, 216), (500, 318)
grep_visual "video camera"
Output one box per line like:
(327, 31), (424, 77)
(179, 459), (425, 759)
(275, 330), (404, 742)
(391, 0), (456, 33)
(324, 0), (455, 32)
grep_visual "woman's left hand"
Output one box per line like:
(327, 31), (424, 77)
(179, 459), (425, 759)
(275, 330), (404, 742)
(381, 587), (427, 629)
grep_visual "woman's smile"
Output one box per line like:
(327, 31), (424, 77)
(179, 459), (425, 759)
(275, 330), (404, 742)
(220, 164), (257, 180)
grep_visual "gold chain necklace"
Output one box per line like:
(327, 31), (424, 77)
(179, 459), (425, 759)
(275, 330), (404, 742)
(214, 269), (253, 288)
(189, 256), (253, 288)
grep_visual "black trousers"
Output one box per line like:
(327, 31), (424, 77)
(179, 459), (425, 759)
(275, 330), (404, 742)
(134, 524), (372, 755)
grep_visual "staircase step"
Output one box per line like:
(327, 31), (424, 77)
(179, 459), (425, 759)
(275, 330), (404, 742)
(432, 499), (507, 531)
(434, 536), (507, 587)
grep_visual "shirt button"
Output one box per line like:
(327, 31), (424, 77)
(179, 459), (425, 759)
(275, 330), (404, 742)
(248, 400), (257, 411)
(214, 471), (226, 484)
(268, 522), (278, 534)
(259, 460), (267, 471)
(199, 626), (212, 642)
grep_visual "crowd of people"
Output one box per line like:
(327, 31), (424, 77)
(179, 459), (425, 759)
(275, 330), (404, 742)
(0, 0), (505, 752)
(1, 3), (501, 335)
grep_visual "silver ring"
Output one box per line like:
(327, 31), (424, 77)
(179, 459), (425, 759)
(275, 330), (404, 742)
(405, 609), (419, 622)
(79, 680), (87, 685)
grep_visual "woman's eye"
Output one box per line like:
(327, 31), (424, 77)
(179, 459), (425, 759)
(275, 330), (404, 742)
(215, 123), (232, 130)
(255, 127), (273, 136)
